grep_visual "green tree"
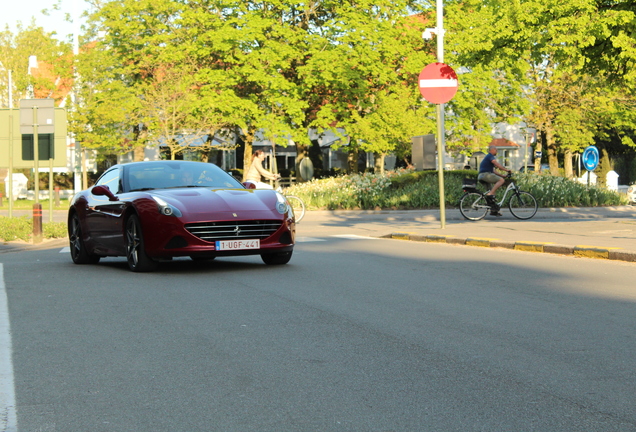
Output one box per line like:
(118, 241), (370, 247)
(304, 3), (434, 173)
(0, 24), (72, 108)
(70, 37), (143, 154)
(347, 87), (435, 173)
(137, 63), (231, 160)
(447, 0), (636, 178)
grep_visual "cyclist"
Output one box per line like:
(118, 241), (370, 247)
(478, 145), (511, 216)
(245, 150), (280, 189)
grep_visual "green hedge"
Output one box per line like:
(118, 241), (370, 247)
(285, 170), (626, 210)
(0, 217), (67, 242)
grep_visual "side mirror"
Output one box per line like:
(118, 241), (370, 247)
(91, 185), (119, 201)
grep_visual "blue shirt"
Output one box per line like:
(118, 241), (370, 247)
(479, 154), (496, 174)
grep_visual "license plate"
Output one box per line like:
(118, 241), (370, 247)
(215, 239), (260, 250)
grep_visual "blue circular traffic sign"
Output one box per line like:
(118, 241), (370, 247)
(582, 146), (599, 171)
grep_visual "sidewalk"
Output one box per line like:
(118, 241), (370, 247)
(298, 206), (636, 263)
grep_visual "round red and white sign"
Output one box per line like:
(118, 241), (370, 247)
(418, 63), (458, 104)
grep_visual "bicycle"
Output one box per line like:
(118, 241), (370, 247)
(274, 180), (306, 223)
(284, 194), (306, 223)
(459, 174), (538, 221)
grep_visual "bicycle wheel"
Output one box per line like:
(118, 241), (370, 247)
(286, 195), (306, 223)
(459, 192), (489, 221)
(508, 191), (538, 220)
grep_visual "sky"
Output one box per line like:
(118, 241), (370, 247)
(0, 0), (87, 41)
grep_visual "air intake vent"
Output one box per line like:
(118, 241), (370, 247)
(185, 220), (281, 242)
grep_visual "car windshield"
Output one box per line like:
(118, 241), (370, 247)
(126, 162), (243, 192)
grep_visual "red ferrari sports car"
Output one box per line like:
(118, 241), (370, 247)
(68, 161), (295, 271)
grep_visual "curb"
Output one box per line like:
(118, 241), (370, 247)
(385, 233), (636, 263)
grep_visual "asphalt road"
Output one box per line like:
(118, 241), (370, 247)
(1, 230), (635, 431)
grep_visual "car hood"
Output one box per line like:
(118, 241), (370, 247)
(151, 188), (282, 221)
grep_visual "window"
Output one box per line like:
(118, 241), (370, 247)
(96, 168), (121, 194)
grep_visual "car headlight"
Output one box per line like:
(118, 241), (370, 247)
(275, 192), (288, 215)
(152, 196), (183, 217)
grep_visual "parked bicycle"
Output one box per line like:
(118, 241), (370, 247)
(459, 174), (538, 221)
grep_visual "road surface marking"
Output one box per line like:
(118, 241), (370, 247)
(331, 235), (377, 240)
(60, 247), (70, 253)
(0, 264), (18, 431)
(295, 237), (327, 242)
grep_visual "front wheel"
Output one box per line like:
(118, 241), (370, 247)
(286, 195), (305, 223)
(459, 192), (489, 221)
(125, 215), (158, 272)
(508, 191), (538, 220)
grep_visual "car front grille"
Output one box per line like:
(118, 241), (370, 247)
(185, 220), (282, 242)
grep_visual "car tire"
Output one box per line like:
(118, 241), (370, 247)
(69, 213), (100, 264)
(125, 215), (158, 272)
(261, 250), (293, 265)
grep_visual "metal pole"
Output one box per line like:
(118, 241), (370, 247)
(524, 131), (528, 172)
(436, 0), (444, 62)
(436, 0), (446, 229)
(72, 4), (82, 194)
(8, 114), (13, 218)
(33, 106), (39, 204)
(49, 158), (54, 222)
(32, 107), (42, 244)
(82, 148), (88, 190)
(436, 105), (446, 229)
(8, 70), (13, 217)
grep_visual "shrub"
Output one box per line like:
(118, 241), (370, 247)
(0, 217), (67, 242)
(285, 170), (626, 210)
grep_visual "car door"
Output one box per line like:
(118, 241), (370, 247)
(84, 168), (128, 255)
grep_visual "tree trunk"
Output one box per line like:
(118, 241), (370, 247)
(545, 127), (559, 175)
(132, 124), (147, 162)
(242, 126), (256, 182)
(374, 152), (385, 174)
(597, 147), (611, 189)
(347, 147), (359, 174)
(564, 149), (573, 178)
(533, 131), (542, 171)
(133, 146), (145, 162)
(200, 150), (209, 163)
(295, 144), (308, 181)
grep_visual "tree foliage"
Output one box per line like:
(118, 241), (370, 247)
(69, 0), (437, 174)
(0, 24), (72, 107)
(3, 0), (636, 182)
(447, 0), (636, 178)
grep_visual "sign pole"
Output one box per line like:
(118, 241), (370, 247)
(420, 3), (457, 230)
(436, 105), (446, 229)
(8, 112), (13, 218)
(32, 106), (43, 244)
(49, 158), (54, 222)
(7, 70), (14, 217)
(33, 106), (39, 204)
(435, 0), (446, 229)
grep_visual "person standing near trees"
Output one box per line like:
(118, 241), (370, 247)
(478, 145), (511, 216)
(245, 150), (280, 189)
